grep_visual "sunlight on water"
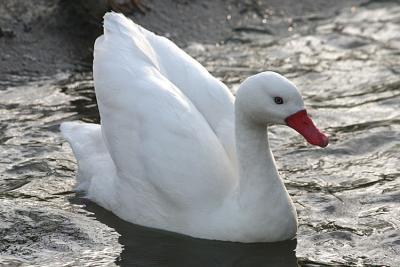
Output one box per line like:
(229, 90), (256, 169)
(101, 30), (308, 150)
(0, 2), (399, 266)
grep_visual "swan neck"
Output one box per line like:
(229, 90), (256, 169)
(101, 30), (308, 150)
(234, 108), (285, 206)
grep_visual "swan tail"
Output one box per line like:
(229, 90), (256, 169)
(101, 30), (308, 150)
(60, 121), (115, 193)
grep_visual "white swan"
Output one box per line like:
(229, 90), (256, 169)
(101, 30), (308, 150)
(61, 12), (328, 243)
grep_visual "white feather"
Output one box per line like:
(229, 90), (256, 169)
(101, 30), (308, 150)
(60, 12), (311, 242)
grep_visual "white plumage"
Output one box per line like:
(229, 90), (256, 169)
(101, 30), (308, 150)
(61, 12), (328, 242)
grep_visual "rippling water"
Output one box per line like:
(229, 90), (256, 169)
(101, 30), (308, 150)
(0, 2), (399, 266)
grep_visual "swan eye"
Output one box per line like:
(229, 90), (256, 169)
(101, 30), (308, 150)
(274, 97), (284, 104)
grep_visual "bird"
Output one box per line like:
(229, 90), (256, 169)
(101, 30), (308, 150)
(61, 12), (328, 243)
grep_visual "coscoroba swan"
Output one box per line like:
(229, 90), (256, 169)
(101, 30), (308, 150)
(61, 12), (328, 243)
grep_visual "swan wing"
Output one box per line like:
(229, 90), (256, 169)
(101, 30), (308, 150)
(105, 12), (236, 162)
(93, 13), (236, 209)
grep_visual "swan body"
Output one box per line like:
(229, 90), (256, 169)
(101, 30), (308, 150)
(61, 12), (328, 242)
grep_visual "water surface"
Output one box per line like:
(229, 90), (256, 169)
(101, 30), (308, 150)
(0, 2), (399, 266)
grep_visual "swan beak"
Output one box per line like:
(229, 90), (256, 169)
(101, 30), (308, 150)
(285, 110), (329, 147)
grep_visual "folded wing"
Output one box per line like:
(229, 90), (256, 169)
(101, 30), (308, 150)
(93, 13), (236, 208)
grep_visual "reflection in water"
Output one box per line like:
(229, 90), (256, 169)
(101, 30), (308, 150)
(77, 198), (298, 267)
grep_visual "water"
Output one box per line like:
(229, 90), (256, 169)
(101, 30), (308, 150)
(1, 2), (399, 266)
(81, 200), (298, 267)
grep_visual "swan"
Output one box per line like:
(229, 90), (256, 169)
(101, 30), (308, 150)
(61, 12), (328, 243)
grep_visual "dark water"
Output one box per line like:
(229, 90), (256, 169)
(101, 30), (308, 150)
(1, 2), (399, 267)
(79, 199), (299, 267)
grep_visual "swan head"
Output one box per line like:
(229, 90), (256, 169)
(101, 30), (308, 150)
(236, 71), (329, 147)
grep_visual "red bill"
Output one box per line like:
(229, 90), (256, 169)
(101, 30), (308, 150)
(285, 110), (329, 147)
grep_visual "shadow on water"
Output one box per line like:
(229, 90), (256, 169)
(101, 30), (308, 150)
(71, 196), (299, 267)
